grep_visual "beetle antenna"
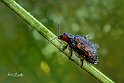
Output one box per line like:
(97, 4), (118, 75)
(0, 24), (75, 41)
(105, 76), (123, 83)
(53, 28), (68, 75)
(50, 20), (60, 42)
(56, 20), (60, 35)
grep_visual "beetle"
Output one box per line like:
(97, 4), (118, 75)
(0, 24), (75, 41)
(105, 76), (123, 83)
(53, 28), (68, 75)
(58, 33), (99, 64)
(55, 21), (99, 64)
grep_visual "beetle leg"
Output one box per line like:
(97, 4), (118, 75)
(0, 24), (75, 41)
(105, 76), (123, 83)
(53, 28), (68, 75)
(62, 44), (68, 51)
(68, 47), (73, 59)
(62, 44), (73, 60)
(80, 57), (85, 67)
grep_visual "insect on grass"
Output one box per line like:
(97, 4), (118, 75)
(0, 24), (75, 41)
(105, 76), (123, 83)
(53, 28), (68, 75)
(56, 21), (99, 65)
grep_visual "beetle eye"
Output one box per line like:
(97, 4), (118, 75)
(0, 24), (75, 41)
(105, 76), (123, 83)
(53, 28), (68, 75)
(58, 35), (63, 39)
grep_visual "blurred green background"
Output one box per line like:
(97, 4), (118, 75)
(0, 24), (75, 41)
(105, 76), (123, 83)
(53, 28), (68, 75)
(0, 0), (124, 83)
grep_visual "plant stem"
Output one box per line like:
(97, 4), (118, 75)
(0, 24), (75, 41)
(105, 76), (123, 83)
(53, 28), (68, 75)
(1, 0), (115, 83)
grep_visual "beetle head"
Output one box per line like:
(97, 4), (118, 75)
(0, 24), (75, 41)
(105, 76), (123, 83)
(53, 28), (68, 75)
(58, 33), (70, 42)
